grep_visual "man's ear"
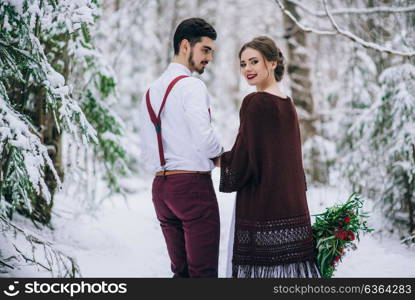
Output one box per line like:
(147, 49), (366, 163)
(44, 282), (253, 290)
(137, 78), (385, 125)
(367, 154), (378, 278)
(180, 39), (189, 55)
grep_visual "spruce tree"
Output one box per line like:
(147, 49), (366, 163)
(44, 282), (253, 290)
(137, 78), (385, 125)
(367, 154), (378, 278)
(0, 0), (128, 223)
(340, 62), (415, 239)
(0, 0), (128, 275)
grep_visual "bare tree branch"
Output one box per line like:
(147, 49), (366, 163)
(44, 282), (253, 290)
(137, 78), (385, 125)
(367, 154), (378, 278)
(275, 0), (336, 35)
(274, 0), (415, 57)
(286, 0), (415, 16)
(322, 0), (415, 57)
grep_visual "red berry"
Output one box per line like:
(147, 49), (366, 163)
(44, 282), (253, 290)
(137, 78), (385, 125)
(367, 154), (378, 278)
(334, 228), (349, 241)
(344, 217), (351, 223)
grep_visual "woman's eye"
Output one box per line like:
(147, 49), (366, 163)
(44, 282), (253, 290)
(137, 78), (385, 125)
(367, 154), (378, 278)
(240, 63), (246, 68)
(252, 60), (258, 64)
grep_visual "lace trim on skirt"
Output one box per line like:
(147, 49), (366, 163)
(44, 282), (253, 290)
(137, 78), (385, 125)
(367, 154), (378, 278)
(233, 260), (321, 278)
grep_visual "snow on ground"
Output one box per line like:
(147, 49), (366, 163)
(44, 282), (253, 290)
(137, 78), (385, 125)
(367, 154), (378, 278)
(2, 169), (415, 278)
(51, 170), (236, 277)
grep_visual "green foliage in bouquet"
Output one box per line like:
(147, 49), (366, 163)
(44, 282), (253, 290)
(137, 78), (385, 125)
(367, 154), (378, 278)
(312, 193), (373, 278)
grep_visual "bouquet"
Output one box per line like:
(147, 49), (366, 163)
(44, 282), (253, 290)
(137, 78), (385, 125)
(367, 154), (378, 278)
(312, 193), (373, 278)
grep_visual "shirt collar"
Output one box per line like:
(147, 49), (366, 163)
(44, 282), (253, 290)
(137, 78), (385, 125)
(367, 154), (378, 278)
(168, 62), (192, 76)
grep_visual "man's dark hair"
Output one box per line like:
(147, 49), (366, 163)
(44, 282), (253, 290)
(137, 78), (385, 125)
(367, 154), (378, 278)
(173, 18), (217, 55)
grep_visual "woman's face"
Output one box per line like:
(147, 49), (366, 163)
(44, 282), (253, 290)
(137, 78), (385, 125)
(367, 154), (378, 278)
(240, 47), (275, 87)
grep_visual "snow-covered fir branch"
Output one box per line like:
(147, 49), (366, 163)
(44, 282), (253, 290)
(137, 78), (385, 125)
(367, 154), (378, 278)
(0, 94), (61, 212)
(0, 2), (99, 144)
(0, 215), (81, 277)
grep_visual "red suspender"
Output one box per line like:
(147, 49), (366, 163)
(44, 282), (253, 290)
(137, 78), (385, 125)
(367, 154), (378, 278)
(145, 75), (189, 168)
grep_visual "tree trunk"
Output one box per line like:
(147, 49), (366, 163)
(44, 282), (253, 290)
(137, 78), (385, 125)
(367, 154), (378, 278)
(30, 34), (70, 224)
(407, 144), (415, 234)
(282, 1), (324, 183)
(30, 88), (63, 224)
(282, 0), (316, 142)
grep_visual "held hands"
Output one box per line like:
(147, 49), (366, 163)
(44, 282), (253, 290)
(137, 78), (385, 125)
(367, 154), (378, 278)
(212, 156), (221, 168)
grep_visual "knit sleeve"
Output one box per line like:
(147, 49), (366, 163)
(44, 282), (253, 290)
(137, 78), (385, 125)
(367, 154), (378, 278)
(219, 93), (273, 193)
(219, 132), (252, 193)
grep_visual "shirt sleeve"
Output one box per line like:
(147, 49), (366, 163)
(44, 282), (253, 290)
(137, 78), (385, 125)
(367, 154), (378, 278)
(181, 78), (223, 159)
(139, 94), (155, 172)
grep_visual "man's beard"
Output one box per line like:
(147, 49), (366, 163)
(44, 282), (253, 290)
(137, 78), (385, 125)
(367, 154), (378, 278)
(188, 49), (205, 74)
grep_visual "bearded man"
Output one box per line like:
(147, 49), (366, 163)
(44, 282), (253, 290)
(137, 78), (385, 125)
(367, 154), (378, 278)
(139, 18), (223, 278)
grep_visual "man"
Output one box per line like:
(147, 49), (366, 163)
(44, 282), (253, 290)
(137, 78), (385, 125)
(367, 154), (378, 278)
(139, 18), (223, 278)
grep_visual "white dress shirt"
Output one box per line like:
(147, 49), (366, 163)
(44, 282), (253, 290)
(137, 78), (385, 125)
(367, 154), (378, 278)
(139, 63), (223, 173)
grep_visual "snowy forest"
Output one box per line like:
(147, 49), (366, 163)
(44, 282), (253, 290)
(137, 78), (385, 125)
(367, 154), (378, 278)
(0, 0), (414, 277)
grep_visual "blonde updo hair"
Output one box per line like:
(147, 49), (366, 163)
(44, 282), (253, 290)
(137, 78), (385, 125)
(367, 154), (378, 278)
(239, 36), (285, 82)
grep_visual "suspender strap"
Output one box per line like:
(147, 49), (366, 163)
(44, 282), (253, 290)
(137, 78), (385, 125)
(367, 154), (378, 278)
(145, 75), (189, 168)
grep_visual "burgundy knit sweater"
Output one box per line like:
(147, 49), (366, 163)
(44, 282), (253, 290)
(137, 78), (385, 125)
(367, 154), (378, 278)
(220, 92), (317, 272)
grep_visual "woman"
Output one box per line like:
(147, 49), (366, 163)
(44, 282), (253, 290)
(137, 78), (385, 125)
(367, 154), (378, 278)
(217, 36), (321, 278)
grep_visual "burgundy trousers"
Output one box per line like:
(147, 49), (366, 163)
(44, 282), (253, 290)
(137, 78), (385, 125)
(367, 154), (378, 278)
(152, 173), (220, 278)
